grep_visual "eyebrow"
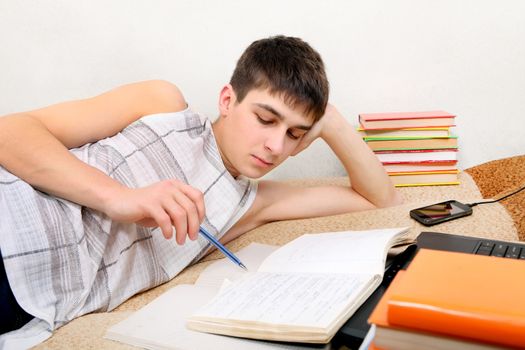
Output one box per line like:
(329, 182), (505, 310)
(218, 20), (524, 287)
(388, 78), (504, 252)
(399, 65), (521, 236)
(253, 103), (312, 131)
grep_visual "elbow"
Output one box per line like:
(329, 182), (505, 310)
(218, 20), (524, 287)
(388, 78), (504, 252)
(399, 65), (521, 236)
(146, 80), (187, 111)
(0, 114), (17, 156)
(375, 188), (403, 208)
(390, 189), (404, 206)
(0, 113), (42, 165)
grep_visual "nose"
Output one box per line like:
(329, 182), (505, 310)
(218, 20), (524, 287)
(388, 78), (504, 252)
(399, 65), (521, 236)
(264, 129), (286, 156)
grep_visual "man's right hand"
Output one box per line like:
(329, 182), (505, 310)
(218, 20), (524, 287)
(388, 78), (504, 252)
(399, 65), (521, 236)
(103, 179), (205, 244)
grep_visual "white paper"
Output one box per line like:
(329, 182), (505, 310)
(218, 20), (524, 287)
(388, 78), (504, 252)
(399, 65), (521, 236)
(259, 228), (408, 275)
(106, 284), (327, 350)
(192, 272), (372, 328)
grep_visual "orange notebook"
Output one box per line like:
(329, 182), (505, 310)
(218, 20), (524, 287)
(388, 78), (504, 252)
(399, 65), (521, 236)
(369, 270), (503, 350)
(386, 249), (525, 349)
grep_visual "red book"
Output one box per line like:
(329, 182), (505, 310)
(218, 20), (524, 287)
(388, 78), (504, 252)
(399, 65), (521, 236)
(359, 111), (456, 130)
(383, 161), (457, 173)
(374, 149), (458, 164)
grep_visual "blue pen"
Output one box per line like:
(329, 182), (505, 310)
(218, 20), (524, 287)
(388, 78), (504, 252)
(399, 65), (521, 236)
(199, 226), (247, 270)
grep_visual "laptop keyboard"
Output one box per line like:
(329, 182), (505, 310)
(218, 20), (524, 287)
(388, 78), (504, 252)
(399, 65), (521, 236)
(475, 241), (525, 259)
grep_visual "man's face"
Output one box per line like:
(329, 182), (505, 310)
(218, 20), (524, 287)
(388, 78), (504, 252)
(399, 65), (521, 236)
(214, 87), (313, 179)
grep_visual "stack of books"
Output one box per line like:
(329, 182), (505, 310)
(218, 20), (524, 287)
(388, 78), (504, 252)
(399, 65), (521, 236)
(368, 249), (525, 350)
(358, 110), (459, 187)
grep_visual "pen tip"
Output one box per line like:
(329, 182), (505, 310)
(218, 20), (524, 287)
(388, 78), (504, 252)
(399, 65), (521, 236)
(239, 263), (248, 271)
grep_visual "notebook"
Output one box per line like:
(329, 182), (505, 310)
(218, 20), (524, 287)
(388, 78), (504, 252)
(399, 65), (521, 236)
(332, 231), (525, 349)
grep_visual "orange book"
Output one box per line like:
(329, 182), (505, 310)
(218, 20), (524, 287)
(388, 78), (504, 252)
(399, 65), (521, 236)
(359, 111), (456, 130)
(383, 161), (457, 173)
(367, 342), (387, 350)
(386, 249), (525, 349)
(369, 270), (504, 350)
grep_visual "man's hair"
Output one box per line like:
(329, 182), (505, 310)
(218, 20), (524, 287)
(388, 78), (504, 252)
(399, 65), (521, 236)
(230, 35), (329, 122)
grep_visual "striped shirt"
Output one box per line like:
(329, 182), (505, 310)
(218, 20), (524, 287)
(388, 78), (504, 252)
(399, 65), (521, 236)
(0, 108), (257, 348)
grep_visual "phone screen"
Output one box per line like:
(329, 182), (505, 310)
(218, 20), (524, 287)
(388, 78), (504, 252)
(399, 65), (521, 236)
(410, 200), (473, 226)
(412, 201), (467, 220)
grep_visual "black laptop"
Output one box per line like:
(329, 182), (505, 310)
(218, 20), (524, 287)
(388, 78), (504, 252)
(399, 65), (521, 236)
(332, 231), (525, 349)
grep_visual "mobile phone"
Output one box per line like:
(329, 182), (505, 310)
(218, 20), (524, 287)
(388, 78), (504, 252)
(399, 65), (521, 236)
(410, 200), (473, 226)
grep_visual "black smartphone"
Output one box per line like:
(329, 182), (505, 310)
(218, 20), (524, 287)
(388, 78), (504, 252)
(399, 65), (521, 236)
(410, 200), (473, 226)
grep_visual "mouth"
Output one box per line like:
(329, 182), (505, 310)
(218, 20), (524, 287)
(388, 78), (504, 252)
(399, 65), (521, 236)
(251, 155), (274, 167)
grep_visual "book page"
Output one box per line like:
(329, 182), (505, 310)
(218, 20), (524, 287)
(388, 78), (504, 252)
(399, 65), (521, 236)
(106, 284), (325, 350)
(191, 272), (373, 328)
(258, 228), (409, 276)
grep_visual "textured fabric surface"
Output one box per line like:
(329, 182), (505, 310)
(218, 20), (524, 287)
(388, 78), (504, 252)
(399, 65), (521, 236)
(32, 171), (520, 349)
(465, 155), (525, 240)
(0, 108), (256, 348)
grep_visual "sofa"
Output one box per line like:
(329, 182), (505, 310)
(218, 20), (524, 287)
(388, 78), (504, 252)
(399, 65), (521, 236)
(34, 155), (525, 349)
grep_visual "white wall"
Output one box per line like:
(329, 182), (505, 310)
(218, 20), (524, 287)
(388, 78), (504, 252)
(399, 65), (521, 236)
(1, 0), (524, 179)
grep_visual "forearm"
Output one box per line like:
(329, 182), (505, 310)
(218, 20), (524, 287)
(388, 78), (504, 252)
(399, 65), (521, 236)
(320, 110), (401, 207)
(0, 114), (124, 212)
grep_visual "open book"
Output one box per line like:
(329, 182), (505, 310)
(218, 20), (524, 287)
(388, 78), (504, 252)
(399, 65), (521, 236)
(106, 242), (331, 350)
(187, 227), (410, 344)
(105, 227), (409, 348)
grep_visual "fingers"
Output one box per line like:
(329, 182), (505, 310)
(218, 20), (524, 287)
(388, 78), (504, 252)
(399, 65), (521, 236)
(149, 208), (175, 240)
(163, 180), (205, 244)
(165, 191), (200, 244)
(178, 183), (205, 222)
(124, 180), (205, 244)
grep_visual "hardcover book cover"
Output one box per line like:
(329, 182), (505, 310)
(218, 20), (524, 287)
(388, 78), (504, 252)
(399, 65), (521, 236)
(386, 249), (525, 348)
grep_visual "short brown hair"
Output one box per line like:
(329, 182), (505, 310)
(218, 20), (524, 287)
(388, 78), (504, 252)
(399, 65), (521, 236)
(230, 35), (329, 122)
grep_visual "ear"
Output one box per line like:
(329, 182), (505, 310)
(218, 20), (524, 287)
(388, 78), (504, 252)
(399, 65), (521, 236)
(218, 84), (236, 117)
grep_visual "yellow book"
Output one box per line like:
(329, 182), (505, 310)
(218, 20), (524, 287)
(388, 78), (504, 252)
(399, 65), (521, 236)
(389, 170), (459, 187)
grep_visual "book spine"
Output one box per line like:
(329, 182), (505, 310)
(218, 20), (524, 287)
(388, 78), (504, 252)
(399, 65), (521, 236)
(362, 115), (455, 122)
(362, 124), (456, 131)
(363, 135), (453, 141)
(374, 149), (458, 154)
(389, 170), (459, 176)
(393, 181), (460, 187)
(359, 111), (455, 121)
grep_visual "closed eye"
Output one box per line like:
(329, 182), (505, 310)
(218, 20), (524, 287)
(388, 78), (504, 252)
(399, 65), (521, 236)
(287, 130), (303, 140)
(256, 115), (273, 125)
(255, 112), (306, 140)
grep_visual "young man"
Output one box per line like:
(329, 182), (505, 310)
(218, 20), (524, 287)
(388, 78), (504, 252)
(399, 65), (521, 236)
(0, 36), (400, 346)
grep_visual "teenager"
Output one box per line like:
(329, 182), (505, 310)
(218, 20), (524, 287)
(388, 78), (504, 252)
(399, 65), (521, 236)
(0, 35), (401, 346)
